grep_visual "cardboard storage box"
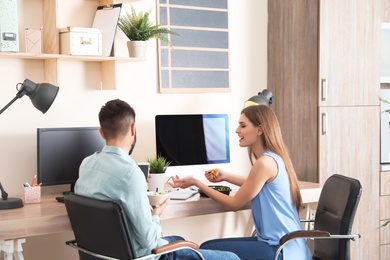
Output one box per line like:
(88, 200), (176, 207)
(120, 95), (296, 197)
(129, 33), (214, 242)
(0, 0), (19, 52)
(59, 27), (102, 56)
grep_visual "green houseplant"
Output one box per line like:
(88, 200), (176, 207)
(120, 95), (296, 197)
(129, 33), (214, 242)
(147, 155), (171, 192)
(148, 155), (171, 173)
(117, 5), (178, 58)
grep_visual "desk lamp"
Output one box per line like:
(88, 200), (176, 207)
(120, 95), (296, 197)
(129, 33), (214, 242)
(0, 78), (59, 210)
(245, 89), (273, 107)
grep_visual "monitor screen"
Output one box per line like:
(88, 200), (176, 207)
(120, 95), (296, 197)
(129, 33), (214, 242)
(155, 114), (230, 166)
(37, 127), (105, 191)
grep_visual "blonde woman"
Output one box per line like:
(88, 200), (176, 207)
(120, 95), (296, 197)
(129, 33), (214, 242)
(170, 105), (311, 260)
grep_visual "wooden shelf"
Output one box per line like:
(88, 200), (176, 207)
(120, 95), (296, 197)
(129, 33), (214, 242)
(0, 52), (145, 90)
(0, 0), (144, 90)
(0, 52), (144, 62)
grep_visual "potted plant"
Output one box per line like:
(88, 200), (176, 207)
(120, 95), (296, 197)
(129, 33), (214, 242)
(117, 5), (178, 58)
(147, 155), (171, 192)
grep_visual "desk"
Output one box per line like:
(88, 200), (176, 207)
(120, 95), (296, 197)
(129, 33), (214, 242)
(0, 181), (321, 258)
(164, 181), (321, 219)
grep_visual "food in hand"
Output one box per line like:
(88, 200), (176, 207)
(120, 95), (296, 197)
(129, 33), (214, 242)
(209, 169), (219, 180)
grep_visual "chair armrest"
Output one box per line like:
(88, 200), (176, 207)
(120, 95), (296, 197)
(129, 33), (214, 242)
(66, 239), (204, 260)
(152, 240), (199, 254)
(280, 230), (330, 245)
(274, 231), (359, 260)
(65, 239), (77, 246)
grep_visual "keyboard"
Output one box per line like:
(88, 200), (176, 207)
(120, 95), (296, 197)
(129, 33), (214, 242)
(169, 189), (198, 200)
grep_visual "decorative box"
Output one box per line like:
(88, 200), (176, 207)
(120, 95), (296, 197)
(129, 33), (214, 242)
(23, 186), (41, 204)
(59, 27), (102, 56)
(25, 27), (42, 54)
(0, 0), (19, 52)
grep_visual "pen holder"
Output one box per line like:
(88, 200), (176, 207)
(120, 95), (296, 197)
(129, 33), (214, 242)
(23, 186), (41, 204)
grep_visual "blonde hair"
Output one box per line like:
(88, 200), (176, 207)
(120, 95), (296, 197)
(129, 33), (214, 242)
(241, 105), (302, 211)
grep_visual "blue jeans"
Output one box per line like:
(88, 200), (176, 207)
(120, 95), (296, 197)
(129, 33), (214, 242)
(200, 237), (283, 260)
(160, 236), (240, 260)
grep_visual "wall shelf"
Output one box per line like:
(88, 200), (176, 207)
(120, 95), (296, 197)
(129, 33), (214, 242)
(0, 0), (144, 90)
(0, 52), (145, 62)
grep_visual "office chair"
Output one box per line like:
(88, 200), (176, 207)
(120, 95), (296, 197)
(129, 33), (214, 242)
(274, 174), (362, 260)
(64, 193), (205, 260)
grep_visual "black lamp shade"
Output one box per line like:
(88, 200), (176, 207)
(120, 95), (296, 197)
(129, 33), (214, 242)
(21, 79), (59, 113)
(245, 89), (273, 107)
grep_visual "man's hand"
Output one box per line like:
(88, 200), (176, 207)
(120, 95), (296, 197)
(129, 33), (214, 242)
(151, 198), (170, 217)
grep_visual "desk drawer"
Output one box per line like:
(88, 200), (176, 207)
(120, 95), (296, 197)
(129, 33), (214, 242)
(381, 171), (390, 196)
(380, 196), (390, 220)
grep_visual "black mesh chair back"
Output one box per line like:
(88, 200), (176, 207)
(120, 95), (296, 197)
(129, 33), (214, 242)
(312, 174), (362, 260)
(65, 193), (136, 260)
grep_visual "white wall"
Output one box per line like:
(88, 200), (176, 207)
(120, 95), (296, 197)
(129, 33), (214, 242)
(0, 0), (267, 259)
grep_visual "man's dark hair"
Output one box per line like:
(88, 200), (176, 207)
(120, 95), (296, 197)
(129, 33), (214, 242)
(99, 99), (136, 140)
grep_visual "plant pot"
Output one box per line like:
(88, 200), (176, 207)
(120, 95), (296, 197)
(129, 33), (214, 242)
(148, 173), (166, 192)
(127, 40), (147, 58)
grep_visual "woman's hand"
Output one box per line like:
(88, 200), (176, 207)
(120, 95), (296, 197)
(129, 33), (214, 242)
(168, 175), (196, 189)
(205, 168), (226, 182)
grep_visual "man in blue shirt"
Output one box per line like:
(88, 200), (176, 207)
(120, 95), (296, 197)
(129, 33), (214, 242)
(75, 99), (239, 260)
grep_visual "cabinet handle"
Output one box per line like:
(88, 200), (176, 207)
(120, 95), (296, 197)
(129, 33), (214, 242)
(321, 78), (327, 101)
(321, 113), (328, 135)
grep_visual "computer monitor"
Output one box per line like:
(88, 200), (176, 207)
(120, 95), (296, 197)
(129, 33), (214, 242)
(37, 127), (105, 192)
(155, 114), (230, 167)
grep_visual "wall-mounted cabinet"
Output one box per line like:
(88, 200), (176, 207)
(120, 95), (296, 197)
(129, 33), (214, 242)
(0, 0), (144, 90)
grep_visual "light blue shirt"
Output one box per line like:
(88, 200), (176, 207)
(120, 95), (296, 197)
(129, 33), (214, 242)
(251, 149), (312, 260)
(74, 145), (168, 258)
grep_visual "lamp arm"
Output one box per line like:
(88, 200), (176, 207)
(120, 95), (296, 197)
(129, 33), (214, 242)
(0, 83), (30, 115)
(0, 182), (9, 200)
(0, 96), (19, 115)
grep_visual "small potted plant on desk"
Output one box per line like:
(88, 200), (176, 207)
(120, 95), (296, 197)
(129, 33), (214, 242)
(147, 155), (171, 192)
(117, 5), (178, 58)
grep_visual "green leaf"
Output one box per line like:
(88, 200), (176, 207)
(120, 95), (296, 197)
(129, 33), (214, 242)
(147, 155), (171, 173)
(379, 96), (390, 113)
(379, 96), (390, 104)
(382, 220), (390, 227)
